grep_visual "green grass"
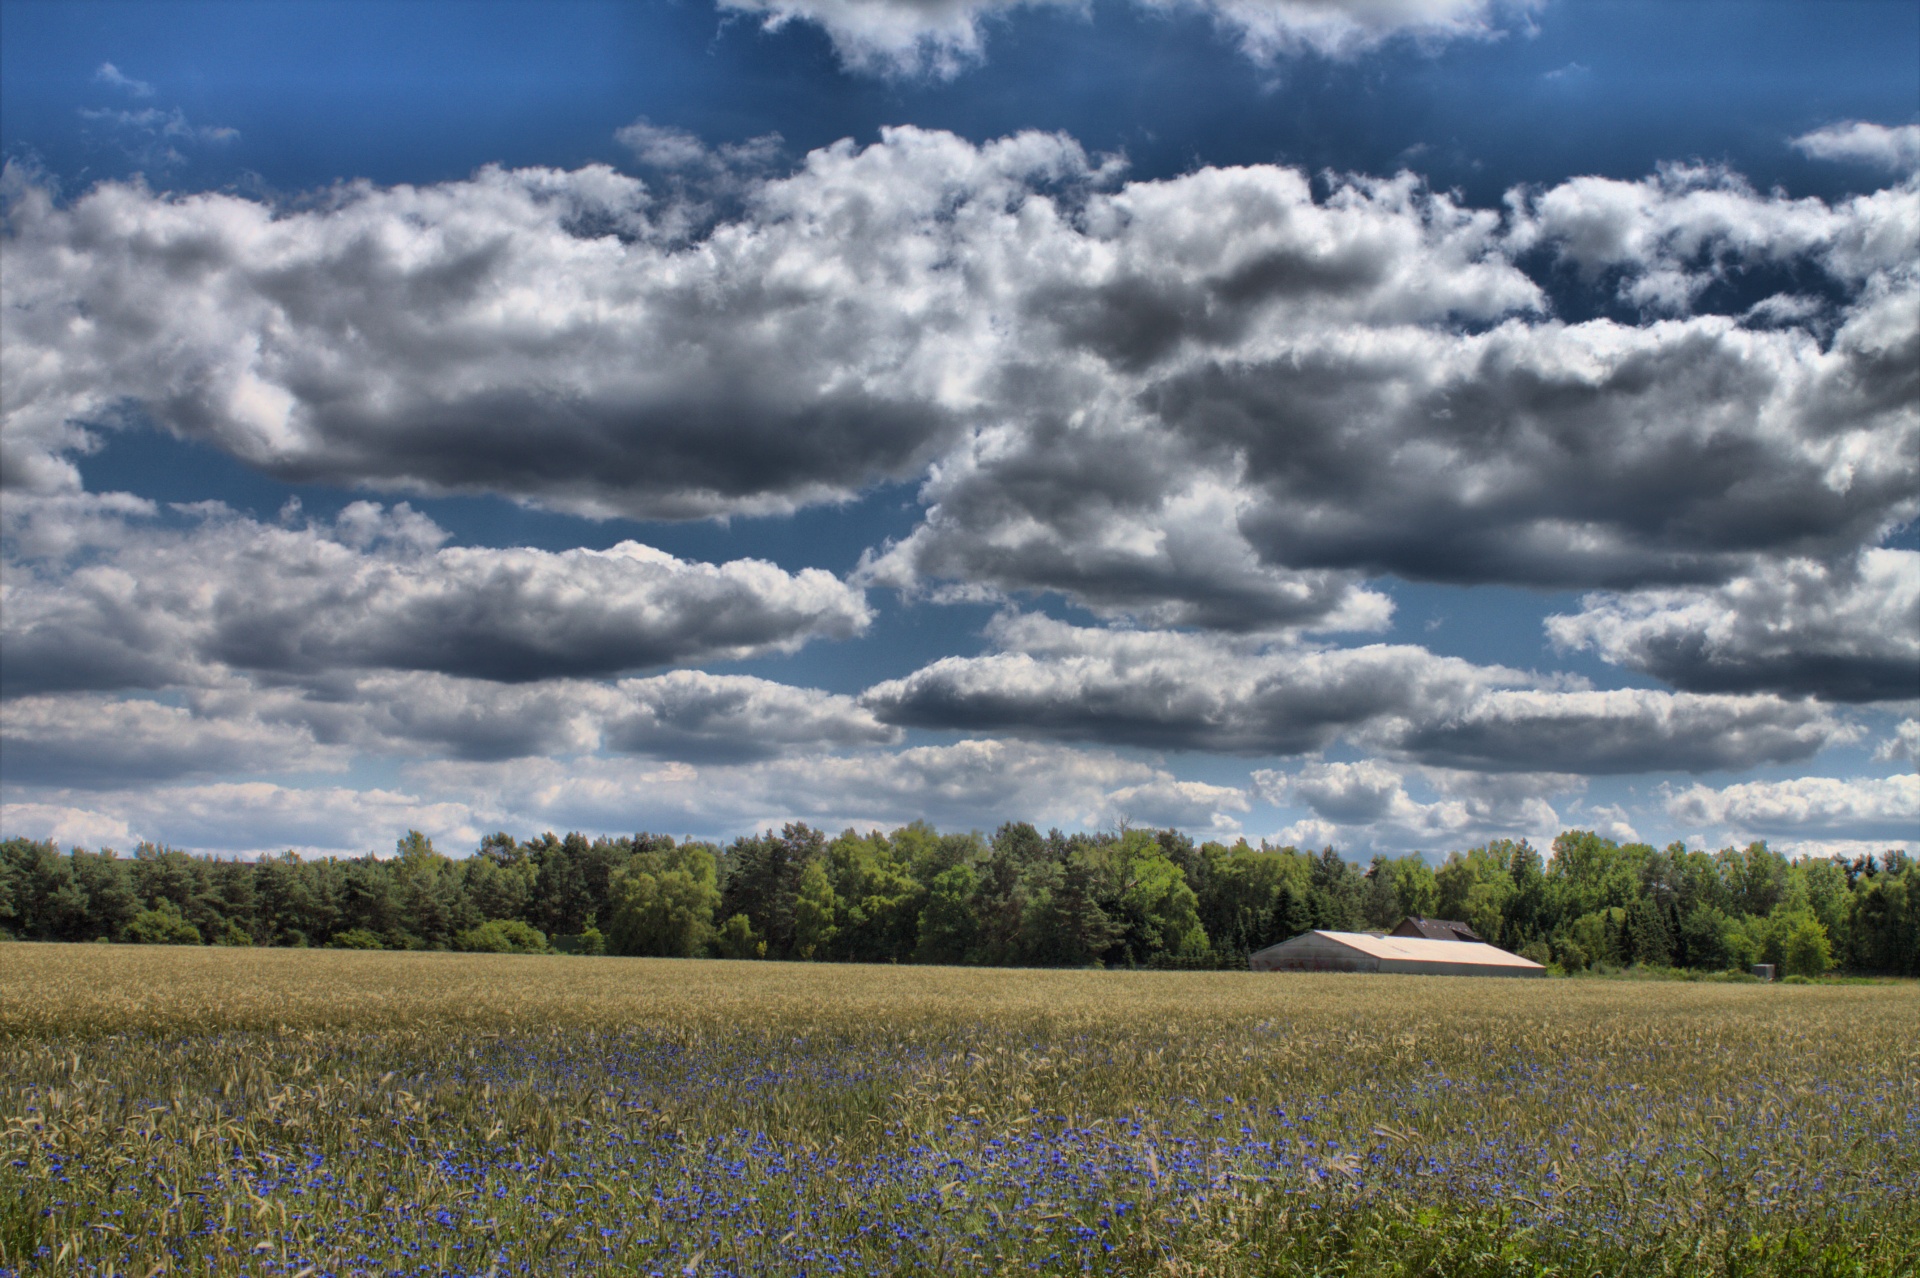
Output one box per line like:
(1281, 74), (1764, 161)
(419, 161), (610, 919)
(2, 945), (1916, 1276)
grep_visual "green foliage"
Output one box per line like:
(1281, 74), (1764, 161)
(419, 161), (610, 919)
(5, 827), (1914, 975)
(815, 829), (922, 963)
(551, 927), (606, 956)
(1269, 881), (1314, 947)
(605, 844), (720, 958)
(791, 861), (839, 961)
(1112, 830), (1208, 964)
(720, 824), (822, 960)
(1034, 849), (1121, 967)
(1549, 830), (1639, 917)
(122, 900), (202, 946)
(1782, 916), (1834, 978)
(1848, 855), (1918, 975)
(455, 919), (549, 954)
(1190, 841), (1299, 960)
(1307, 845), (1365, 932)
(1724, 912), (1767, 971)
(1551, 935), (1590, 972)
(1680, 903), (1735, 970)
(1565, 909), (1619, 968)
(714, 913), (765, 960)
(912, 864), (978, 965)
(1362, 854), (1437, 931)
(1624, 895), (1675, 966)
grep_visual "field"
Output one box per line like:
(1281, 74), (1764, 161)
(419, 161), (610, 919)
(2, 947), (1916, 1277)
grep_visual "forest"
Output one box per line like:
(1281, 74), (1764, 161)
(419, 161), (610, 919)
(1, 824), (1913, 977)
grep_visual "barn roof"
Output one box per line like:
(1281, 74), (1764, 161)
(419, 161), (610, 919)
(1248, 929), (1546, 975)
(1392, 917), (1485, 943)
(1309, 931), (1539, 967)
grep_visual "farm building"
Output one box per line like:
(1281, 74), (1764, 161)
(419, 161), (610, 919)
(1390, 917), (1484, 943)
(1248, 930), (1546, 977)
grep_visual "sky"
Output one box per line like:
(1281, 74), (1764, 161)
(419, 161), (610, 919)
(1, 0), (1915, 861)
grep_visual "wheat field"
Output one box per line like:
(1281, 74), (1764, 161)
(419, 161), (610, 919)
(2, 945), (1916, 1276)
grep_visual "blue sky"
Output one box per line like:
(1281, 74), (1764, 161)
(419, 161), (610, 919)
(1, 0), (1915, 859)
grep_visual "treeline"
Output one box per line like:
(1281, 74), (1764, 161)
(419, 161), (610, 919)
(1, 825), (1914, 976)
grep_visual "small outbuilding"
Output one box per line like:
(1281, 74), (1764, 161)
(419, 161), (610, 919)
(1248, 930), (1546, 977)
(1390, 916), (1485, 944)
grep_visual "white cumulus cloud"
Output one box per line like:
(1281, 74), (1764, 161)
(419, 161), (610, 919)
(1666, 773), (1919, 847)
(6, 133), (1913, 626)
(863, 613), (1846, 772)
(0, 695), (347, 789)
(1547, 549), (1920, 702)
(1792, 122), (1920, 174)
(717, 0), (1528, 78)
(2, 494), (869, 695)
(1255, 757), (1568, 852)
(1, 783), (484, 860)
(1874, 718), (1920, 766)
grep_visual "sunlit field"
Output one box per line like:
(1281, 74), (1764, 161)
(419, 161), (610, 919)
(3, 947), (1916, 1276)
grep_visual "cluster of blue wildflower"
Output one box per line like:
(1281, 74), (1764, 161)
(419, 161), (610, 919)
(7, 1022), (1916, 1277)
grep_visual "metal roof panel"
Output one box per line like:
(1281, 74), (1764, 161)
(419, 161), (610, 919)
(1294, 930), (1543, 968)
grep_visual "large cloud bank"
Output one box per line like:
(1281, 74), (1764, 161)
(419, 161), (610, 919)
(7, 132), (1913, 635)
(3, 122), (1914, 853)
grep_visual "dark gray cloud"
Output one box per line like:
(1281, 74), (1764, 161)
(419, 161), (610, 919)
(881, 307), (1913, 615)
(1166, 316), (1914, 588)
(1548, 550), (1920, 702)
(862, 613), (1845, 772)
(0, 487), (888, 782)
(1392, 688), (1838, 775)
(862, 613), (1507, 752)
(860, 423), (1395, 631)
(595, 671), (899, 762)
(3, 670), (895, 787)
(1, 496), (869, 696)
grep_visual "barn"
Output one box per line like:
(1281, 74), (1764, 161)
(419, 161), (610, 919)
(1391, 916), (1484, 943)
(1248, 930), (1546, 977)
